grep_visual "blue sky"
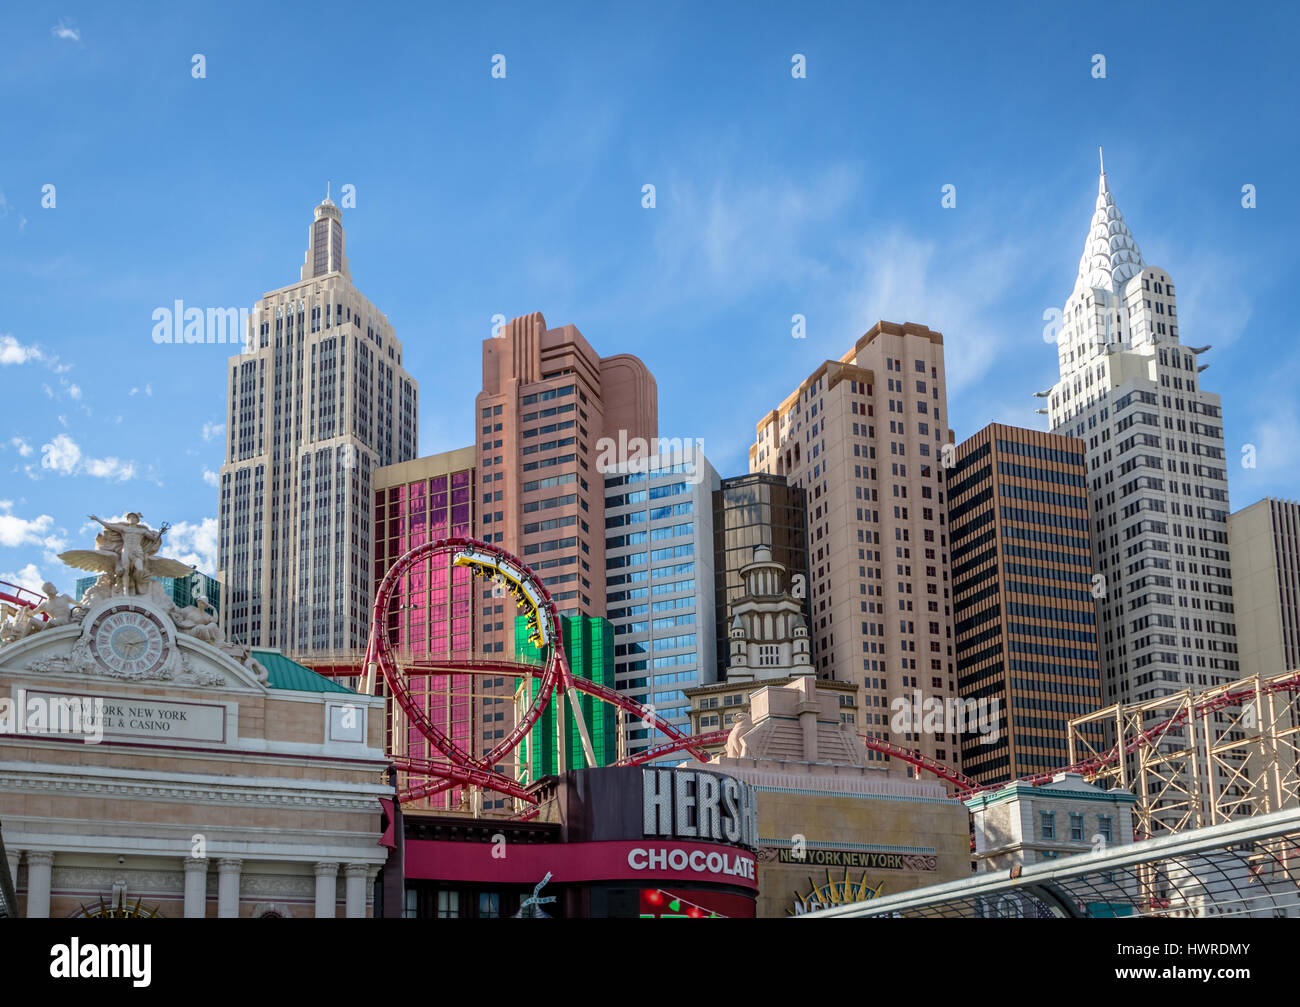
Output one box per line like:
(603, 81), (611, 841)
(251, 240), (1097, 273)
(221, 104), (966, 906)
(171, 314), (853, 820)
(2, 1), (1297, 595)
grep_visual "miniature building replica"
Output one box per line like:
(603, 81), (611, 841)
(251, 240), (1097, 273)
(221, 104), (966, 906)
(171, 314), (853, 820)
(0, 513), (389, 918)
(682, 676), (969, 917)
(724, 546), (812, 683)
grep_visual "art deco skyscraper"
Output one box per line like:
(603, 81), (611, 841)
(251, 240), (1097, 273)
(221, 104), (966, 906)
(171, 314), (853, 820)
(219, 197), (418, 656)
(1041, 155), (1237, 706)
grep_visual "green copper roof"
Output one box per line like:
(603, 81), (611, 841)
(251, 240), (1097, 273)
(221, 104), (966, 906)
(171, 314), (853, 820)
(252, 650), (355, 694)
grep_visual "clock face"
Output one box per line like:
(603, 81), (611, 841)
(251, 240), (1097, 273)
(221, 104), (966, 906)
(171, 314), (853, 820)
(88, 605), (170, 677)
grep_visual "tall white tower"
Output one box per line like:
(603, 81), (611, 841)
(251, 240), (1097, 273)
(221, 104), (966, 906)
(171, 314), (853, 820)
(1042, 153), (1237, 707)
(218, 196), (418, 656)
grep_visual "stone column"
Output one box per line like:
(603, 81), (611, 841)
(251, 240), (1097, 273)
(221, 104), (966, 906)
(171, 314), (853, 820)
(344, 863), (369, 918)
(314, 862), (338, 918)
(216, 859), (242, 918)
(25, 851), (53, 919)
(4, 847), (20, 895)
(182, 858), (208, 918)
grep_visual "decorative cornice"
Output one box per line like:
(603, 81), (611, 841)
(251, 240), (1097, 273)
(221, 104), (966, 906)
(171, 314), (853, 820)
(2, 771), (386, 813)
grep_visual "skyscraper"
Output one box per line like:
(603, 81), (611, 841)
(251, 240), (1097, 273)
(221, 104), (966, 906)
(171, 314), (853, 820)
(475, 311), (657, 638)
(1229, 497), (1300, 679)
(474, 311), (657, 765)
(947, 423), (1104, 786)
(750, 321), (960, 778)
(218, 196), (418, 655)
(1041, 155), (1237, 706)
(604, 444), (719, 760)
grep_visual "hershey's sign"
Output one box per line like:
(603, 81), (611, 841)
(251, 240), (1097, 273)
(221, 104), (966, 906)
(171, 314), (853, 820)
(642, 768), (758, 849)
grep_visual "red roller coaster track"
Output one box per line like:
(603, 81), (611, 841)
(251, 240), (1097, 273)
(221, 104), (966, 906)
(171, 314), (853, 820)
(367, 537), (714, 806)
(0, 580), (46, 616)
(367, 539), (1300, 807)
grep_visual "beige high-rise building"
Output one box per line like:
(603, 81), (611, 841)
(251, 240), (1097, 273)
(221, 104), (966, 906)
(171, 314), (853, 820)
(219, 197), (418, 656)
(1229, 498), (1300, 678)
(749, 320), (960, 777)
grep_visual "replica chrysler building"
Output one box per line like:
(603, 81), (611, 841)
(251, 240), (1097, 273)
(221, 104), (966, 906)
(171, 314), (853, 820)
(218, 195), (418, 655)
(1041, 152), (1237, 707)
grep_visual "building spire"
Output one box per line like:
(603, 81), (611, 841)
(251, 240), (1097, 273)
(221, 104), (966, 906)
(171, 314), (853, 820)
(1074, 152), (1144, 296)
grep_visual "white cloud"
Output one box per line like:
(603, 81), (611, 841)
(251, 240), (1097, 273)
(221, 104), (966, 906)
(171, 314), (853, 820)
(0, 501), (66, 554)
(201, 421), (225, 442)
(0, 334), (43, 366)
(202, 468), (219, 487)
(51, 19), (80, 42)
(83, 457), (138, 481)
(167, 518), (218, 574)
(40, 433), (81, 474)
(0, 563), (46, 595)
(8, 437), (33, 457)
(37, 433), (138, 482)
(67, 383), (82, 400)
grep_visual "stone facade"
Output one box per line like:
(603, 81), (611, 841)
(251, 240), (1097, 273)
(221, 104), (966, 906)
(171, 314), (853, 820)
(964, 772), (1135, 872)
(0, 595), (390, 918)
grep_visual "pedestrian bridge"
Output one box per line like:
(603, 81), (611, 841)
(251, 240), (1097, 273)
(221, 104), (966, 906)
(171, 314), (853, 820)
(797, 806), (1300, 918)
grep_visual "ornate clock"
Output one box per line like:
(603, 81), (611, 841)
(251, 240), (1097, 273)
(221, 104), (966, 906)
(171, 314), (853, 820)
(87, 604), (170, 677)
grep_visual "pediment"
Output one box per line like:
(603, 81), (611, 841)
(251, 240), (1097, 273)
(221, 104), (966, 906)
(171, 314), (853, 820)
(0, 598), (267, 693)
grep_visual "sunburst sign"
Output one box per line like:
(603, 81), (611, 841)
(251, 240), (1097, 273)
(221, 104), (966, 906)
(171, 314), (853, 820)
(79, 890), (162, 918)
(789, 869), (884, 916)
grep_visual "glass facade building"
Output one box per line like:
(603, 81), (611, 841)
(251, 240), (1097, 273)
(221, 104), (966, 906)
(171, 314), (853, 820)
(605, 447), (720, 761)
(516, 613), (618, 779)
(712, 473), (808, 678)
(372, 449), (480, 811)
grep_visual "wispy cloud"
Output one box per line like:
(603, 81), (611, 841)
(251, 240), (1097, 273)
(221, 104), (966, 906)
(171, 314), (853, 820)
(201, 468), (219, 487)
(50, 19), (81, 43)
(201, 421), (224, 442)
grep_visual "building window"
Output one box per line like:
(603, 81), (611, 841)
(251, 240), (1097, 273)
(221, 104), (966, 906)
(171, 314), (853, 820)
(1040, 811), (1055, 840)
(1070, 813), (1084, 842)
(478, 892), (501, 918)
(437, 891), (460, 918)
(1098, 815), (1113, 845)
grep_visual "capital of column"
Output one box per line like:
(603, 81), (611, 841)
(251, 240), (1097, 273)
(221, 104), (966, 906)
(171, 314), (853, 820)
(314, 861), (339, 878)
(217, 858), (243, 874)
(183, 857), (208, 872)
(26, 851), (54, 867)
(344, 863), (369, 879)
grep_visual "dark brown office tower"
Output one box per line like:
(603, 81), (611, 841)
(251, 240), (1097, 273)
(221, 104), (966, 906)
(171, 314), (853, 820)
(712, 474), (809, 679)
(948, 423), (1104, 786)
